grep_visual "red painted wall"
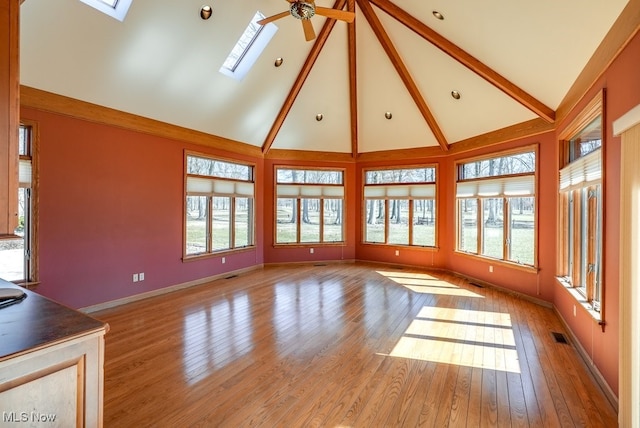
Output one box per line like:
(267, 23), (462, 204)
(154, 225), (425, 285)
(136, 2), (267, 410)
(21, 108), (264, 309)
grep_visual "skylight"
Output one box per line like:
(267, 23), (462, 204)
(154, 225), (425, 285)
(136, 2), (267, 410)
(78, 0), (133, 22)
(219, 11), (278, 81)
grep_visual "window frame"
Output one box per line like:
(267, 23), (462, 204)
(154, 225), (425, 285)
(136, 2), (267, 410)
(362, 164), (438, 249)
(183, 151), (256, 260)
(274, 166), (346, 246)
(0, 120), (39, 286)
(219, 11), (278, 81)
(557, 90), (605, 320)
(78, 0), (133, 21)
(454, 145), (538, 270)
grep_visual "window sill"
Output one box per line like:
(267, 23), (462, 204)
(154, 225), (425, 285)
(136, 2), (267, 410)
(273, 242), (346, 248)
(555, 277), (602, 322)
(453, 250), (538, 273)
(361, 242), (439, 252)
(182, 246), (256, 262)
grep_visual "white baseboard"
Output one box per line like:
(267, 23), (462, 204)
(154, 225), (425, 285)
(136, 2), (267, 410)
(79, 264), (263, 314)
(554, 307), (619, 411)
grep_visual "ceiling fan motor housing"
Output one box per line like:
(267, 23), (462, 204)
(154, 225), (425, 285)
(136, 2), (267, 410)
(290, 2), (316, 20)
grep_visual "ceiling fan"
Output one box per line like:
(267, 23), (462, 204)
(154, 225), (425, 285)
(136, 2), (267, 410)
(257, 0), (355, 42)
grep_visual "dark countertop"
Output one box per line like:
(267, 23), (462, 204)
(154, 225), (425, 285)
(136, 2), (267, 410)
(0, 277), (108, 361)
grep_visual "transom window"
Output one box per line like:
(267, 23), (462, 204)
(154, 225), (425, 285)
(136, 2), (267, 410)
(184, 153), (255, 258)
(455, 148), (537, 266)
(275, 168), (345, 245)
(558, 91), (604, 313)
(363, 166), (437, 247)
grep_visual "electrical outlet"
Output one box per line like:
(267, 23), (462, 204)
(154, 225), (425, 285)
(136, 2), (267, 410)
(310, 248), (314, 254)
(489, 265), (493, 273)
(395, 250), (399, 256)
(573, 305), (576, 317)
(222, 257), (226, 264)
(139, 272), (144, 281)
(133, 273), (139, 282)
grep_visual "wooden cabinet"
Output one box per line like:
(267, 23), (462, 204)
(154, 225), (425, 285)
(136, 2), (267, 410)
(0, 279), (108, 427)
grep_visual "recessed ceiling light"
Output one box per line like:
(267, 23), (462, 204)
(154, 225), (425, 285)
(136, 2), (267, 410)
(451, 90), (461, 100)
(200, 5), (212, 20)
(385, 112), (393, 120)
(432, 11), (444, 20)
(274, 57), (284, 67)
(316, 113), (323, 121)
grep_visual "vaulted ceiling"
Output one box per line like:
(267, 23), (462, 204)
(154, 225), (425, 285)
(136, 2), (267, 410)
(19, 0), (630, 156)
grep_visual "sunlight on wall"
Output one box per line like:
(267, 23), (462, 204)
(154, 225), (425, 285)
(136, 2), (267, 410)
(376, 270), (484, 298)
(385, 306), (521, 373)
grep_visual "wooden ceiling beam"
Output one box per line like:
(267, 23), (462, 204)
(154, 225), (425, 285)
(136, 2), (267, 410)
(261, 0), (348, 155)
(356, 0), (449, 151)
(370, 0), (555, 123)
(347, 0), (358, 158)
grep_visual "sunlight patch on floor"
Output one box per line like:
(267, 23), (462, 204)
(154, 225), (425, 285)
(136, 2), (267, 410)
(385, 305), (521, 373)
(376, 270), (484, 298)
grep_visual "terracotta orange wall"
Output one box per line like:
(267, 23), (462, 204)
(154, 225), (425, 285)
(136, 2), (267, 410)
(354, 132), (557, 303)
(262, 158), (357, 264)
(21, 107), (264, 309)
(552, 28), (640, 398)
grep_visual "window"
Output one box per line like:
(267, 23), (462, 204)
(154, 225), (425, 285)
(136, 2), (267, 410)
(184, 153), (255, 257)
(78, 0), (133, 21)
(363, 166), (437, 247)
(0, 123), (38, 284)
(275, 168), (344, 245)
(558, 91), (604, 312)
(219, 11), (278, 81)
(455, 148), (536, 266)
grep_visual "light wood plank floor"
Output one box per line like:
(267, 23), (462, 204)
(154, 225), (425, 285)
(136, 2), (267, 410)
(95, 263), (617, 427)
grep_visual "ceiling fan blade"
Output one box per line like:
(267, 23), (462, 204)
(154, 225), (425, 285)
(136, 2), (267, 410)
(315, 7), (355, 23)
(302, 19), (316, 41)
(257, 10), (290, 26)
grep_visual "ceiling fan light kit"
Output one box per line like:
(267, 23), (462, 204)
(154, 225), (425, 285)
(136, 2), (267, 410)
(258, 0), (355, 41)
(291, 2), (316, 20)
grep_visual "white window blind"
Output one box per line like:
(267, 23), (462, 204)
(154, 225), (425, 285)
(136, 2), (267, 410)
(18, 159), (32, 188)
(277, 184), (344, 198)
(559, 149), (602, 192)
(456, 175), (534, 198)
(364, 184), (435, 199)
(186, 176), (254, 196)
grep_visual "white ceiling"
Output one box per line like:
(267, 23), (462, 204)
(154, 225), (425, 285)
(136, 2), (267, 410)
(19, 0), (629, 154)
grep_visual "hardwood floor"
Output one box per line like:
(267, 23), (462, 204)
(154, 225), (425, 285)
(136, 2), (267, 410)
(94, 263), (617, 427)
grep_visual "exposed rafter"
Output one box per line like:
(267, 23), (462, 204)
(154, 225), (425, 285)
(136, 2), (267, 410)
(261, 0), (348, 155)
(357, 0), (449, 151)
(347, 0), (358, 157)
(370, 0), (556, 123)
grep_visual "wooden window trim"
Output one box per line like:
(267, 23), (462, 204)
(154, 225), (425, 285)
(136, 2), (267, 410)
(455, 146), (538, 268)
(362, 165), (438, 248)
(183, 152), (256, 260)
(557, 89), (606, 327)
(274, 166), (346, 246)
